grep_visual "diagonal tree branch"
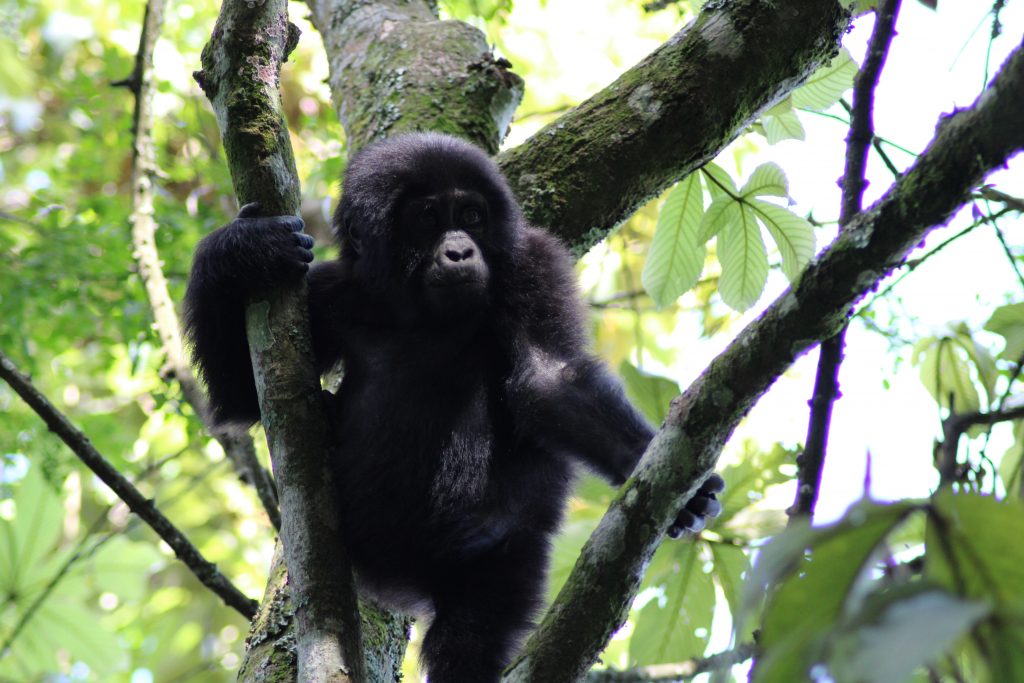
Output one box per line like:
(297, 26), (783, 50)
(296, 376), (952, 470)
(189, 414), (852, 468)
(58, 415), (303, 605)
(115, 0), (282, 532)
(193, 2), (363, 680)
(0, 349), (258, 620)
(497, 0), (850, 251)
(506, 36), (1024, 683)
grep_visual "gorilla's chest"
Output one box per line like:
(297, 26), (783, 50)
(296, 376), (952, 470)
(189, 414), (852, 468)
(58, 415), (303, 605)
(329, 351), (506, 510)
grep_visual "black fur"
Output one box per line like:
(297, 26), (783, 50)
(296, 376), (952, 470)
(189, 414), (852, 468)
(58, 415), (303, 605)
(184, 133), (723, 682)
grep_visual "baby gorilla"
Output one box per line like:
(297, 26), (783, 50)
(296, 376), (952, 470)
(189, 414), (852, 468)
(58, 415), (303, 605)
(184, 133), (724, 682)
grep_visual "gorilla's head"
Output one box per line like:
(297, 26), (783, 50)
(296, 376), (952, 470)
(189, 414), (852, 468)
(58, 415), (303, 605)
(334, 134), (523, 318)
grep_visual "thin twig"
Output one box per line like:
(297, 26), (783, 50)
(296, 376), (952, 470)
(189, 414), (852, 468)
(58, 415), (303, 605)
(584, 642), (757, 682)
(938, 404), (1024, 487)
(856, 210), (1010, 315)
(0, 349), (258, 619)
(992, 225), (1024, 289)
(789, 0), (903, 523)
(119, 0), (280, 530)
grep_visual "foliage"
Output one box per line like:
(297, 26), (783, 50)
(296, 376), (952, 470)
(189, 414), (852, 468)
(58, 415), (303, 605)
(739, 495), (1024, 683)
(643, 48), (855, 312)
(0, 0), (1022, 681)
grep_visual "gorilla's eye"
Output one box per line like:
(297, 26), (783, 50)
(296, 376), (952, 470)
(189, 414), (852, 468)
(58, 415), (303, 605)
(418, 207), (438, 228)
(461, 205), (483, 226)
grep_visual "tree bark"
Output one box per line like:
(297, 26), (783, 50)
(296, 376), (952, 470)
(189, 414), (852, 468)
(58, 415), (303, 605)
(194, 2), (364, 681)
(304, 0), (523, 152)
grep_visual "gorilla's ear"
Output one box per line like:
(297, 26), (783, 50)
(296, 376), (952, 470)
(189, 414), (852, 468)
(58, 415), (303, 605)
(346, 220), (363, 255)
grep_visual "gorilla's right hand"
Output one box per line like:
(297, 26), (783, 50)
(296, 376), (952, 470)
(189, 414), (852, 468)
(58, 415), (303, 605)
(193, 203), (314, 292)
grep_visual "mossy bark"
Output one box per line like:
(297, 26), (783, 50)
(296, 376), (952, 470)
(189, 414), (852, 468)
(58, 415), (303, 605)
(497, 0), (849, 252)
(304, 0), (523, 153)
(195, 2), (363, 682)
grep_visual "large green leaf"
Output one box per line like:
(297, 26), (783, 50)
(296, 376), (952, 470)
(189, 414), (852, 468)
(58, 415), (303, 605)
(926, 491), (1024, 601)
(701, 162), (738, 199)
(716, 204), (768, 312)
(999, 420), (1024, 499)
(925, 493), (1024, 680)
(619, 361), (680, 425)
(750, 199), (816, 282)
(791, 47), (858, 111)
(741, 163), (789, 199)
(747, 501), (919, 683)
(0, 466), (63, 593)
(642, 173), (707, 308)
(713, 441), (796, 532)
(829, 587), (990, 683)
(631, 543), (715, 665)
(985, 302), (1024, 360)
(708, 542), (753, 638)
(914, 336), (982, 413)
(697, 195), (735, 243)
(763, 109), (806, 145)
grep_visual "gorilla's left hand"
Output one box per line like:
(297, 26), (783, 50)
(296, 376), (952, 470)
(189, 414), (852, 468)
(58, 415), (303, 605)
(668, 473), (725, 538)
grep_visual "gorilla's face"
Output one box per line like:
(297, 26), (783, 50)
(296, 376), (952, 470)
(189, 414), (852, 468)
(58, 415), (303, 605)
(336, 133), (521, 323)
(396, 189), (493, 315)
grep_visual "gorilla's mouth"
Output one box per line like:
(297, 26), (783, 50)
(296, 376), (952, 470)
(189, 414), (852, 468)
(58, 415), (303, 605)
(427, 270), (487, 289)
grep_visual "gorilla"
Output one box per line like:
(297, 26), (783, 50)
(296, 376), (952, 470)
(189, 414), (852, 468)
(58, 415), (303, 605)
(184, 133), (723, 682)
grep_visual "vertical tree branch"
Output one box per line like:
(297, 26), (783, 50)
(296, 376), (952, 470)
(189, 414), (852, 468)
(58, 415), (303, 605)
(117, 0), (281, 531)
(0, 350), (258, 619)
(789, 0), (902, 522)
(193, 3), (364, 681)
(240, 2), (525, 677)
(303, 0), (523, 153)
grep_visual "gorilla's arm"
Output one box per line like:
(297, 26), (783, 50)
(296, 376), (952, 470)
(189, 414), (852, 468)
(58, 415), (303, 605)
(507, 228), (722, 534)
(183, 207), (313, 426)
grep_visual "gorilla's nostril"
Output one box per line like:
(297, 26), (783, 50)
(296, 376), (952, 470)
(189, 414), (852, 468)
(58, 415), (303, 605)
(445, 247), (475, 262)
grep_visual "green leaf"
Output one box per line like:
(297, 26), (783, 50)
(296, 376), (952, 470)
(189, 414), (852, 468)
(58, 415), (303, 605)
(86, 536), (164, 601)
(999, 420), (1024, 499)
(631, 543), (715, 665)
(26, 600), (123, 673)
(950, 322), (998, 404)
(716, 204), (768, 312)
(926, 491), (1024, 601)
(713, 441), (796, 531)
(741, 163), (789, 198)
(642, 174), (707, 308)
(701, 162), (738, 199)
(914, 336), (982, 413)
(762, 110), (806, 144)
(708, 542), (752, 638)
(985, 302), (1024, 361)
(697, 195), (735, 243)
(791, 47), (858, 111)
(750, 199), (816, 281)
(619, 361), (680, 425)
(0, 466), (63, 593)
(830, 588), (990, 683)
(747, 501), (919, 683)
